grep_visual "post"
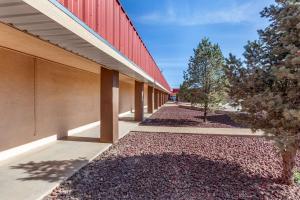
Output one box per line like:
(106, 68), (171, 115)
(159, 91), (162, 107)
(154, 89), (158, 109)
(134, 81), (144, 121)
(147, 85), (154, 113)
(100, 68), (119, 143)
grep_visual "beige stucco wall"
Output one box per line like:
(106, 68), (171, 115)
(0, 48), (35, 151)
(0, 47), (148, 151)
(35, 59), (100, 139)
(119, 79), (134, 114)
(0, 48), (100, 151)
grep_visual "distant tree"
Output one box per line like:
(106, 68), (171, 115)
(184, 38), (226, 122)
(225, 0), (300, 185)
(178, 80), (191, 102)
(223, 53), (243, 108)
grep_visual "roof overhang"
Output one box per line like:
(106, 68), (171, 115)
(0, 0), (170, 93)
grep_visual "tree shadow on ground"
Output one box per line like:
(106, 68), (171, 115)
(178, 105), (205, 111)
(141, 118), (200, 127)
(194, 114), (247, 128)
(10, 158), (88, 183)
(141, 115), (246, 128)
(51, 153), (285, 200)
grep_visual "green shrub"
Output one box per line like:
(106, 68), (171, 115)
(294, 171), (300, 185)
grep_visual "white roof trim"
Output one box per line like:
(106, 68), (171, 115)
(20, 0), (169, 93)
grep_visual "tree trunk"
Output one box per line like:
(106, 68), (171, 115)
(281, 144), (297, 185)
(203, 102), (208, 122)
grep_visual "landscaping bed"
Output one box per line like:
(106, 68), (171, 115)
(141, 105), (247, 128)
(47, 132), (300, 200)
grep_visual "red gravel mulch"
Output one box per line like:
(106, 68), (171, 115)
(141, 106), (247, 128)
(47, 132), (300, 200)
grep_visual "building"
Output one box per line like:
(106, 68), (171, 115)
(0, 0), (170, 160)
(171, 88), (179, 101)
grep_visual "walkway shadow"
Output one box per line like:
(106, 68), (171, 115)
(52, 153), (284, 199)
(119, 116), (135, 122)
(60, 136), (100, 143)
(141, 118), (199, 127)
(10, 158), (88, 183)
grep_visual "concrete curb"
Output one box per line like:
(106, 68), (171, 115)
(132, 126), (264, 137)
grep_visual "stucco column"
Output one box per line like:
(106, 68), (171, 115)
(134, 81), (144, 121)
(158, 91), (162, 107)
(154, 89), (158, 109)
(147, 85), (154, 113)
(100, 68), (119, 143)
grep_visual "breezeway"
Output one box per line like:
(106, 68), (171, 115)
(0, 110), (153, 200)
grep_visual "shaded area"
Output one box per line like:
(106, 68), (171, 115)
(60, 136), (100, 143)
(142, 106), (246, 128)
(194, 114), (245, 127)
(48, 132), (300, 199)
(11, 158), (88, 183)
(119, 116), (135, 122)
(142, 118), (200, 127)
(49, 154), (281, 199)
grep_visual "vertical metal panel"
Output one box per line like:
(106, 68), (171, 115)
(84, 0), (96, 31)
(119, 10), (126, 55)
(113, 1), (120, 49)
(128, 24), (133, 60)
(137, 39), (141, 67)
(134, 32), (139, 65)
(141, 45), (145, 73)
(124, 19), (129, 57)
(106, 0), (114, 45)
(67, 0), (84, 20)
(132, 30), (136, 63)
(97, 0), (106, 38)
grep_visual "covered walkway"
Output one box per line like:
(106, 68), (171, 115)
(0, 110), (153, 200)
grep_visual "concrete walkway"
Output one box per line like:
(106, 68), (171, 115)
(0, 110), (154, 200)
(133, 125), (264, 137)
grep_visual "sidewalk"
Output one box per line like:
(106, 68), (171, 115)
(0, 109), (153, 200)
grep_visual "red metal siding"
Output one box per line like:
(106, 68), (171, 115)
(124, 19), (129, 57)
(113, 1), (120, 49)
(128, 25), (133, 60)
(105, 0), (114, 45)
(57, 0), (171, 91)
(119, 10), (125, 55)
(84, 0), (97, 31)
(97, 0), (106, 38)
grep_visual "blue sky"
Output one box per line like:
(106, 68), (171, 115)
(120, 0), (274, 88)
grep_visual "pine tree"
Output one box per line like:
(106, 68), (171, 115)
(225, 0), (300, 185)
(184, 38), (226, 122)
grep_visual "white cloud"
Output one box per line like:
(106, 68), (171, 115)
(157, 58), (188, 69)
(138, 2), (261, 26)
